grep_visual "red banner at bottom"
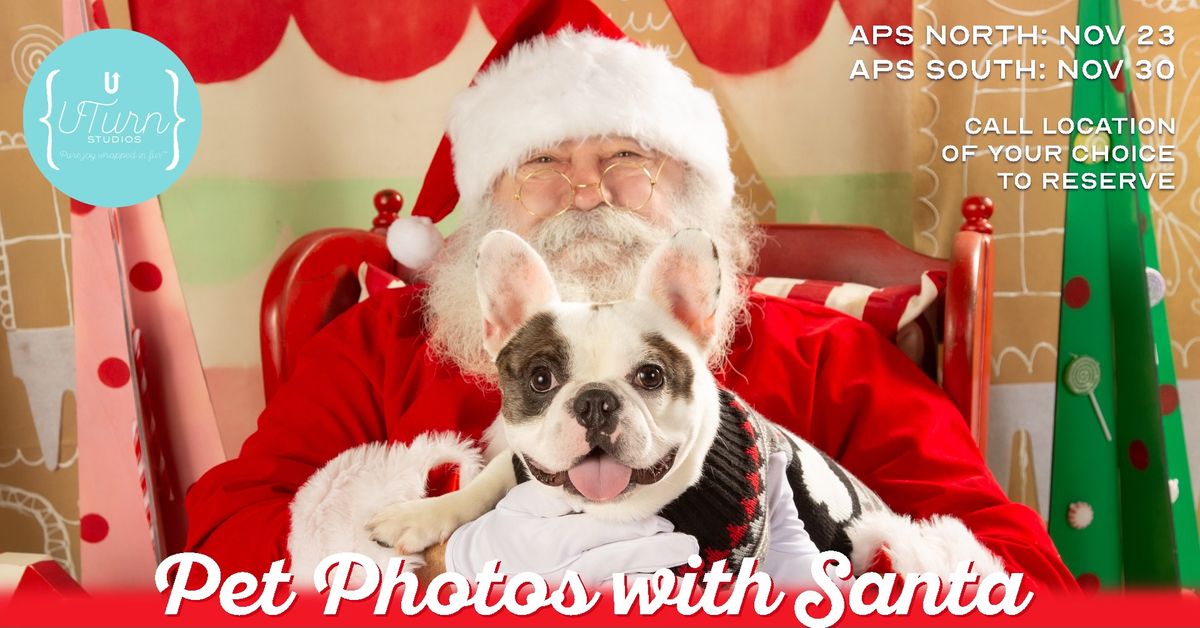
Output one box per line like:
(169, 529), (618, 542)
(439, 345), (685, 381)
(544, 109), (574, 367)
(4, 589), (1199, 627)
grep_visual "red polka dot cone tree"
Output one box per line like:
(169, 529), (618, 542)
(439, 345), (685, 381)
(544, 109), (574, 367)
(1048, 0), (1199, 589)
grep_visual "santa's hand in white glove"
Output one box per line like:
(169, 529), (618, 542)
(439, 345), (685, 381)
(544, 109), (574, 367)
(442, 480), (698, 585)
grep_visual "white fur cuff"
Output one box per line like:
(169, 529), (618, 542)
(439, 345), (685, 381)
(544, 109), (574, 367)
(846, 511), (1006, 578)
(287, 432), (484, 587)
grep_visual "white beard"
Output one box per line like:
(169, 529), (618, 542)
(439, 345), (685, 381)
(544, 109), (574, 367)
(422, 178), (759, 380)
(529, 205), (673, 302)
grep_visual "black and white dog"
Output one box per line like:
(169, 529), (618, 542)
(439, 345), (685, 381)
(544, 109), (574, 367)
(367, 229), (1003, 577)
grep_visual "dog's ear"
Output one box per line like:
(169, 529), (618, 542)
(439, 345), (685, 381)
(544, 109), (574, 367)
(635, 229), (722, 353)
(476, 230), (560, 358)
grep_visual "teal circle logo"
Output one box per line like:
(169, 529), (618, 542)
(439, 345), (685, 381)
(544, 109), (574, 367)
(22, 29), (201, 207)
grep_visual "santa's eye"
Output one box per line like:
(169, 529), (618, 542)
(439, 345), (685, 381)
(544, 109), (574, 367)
(529, 366), (559, 393)
(634, 364), (664, 390)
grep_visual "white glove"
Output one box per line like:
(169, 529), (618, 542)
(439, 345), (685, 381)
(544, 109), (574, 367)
(443, 480), (698, 585)
(763, 451), (825, 585)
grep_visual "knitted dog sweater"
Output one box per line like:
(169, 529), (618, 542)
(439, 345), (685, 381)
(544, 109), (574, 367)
(516, 389), (886, 572)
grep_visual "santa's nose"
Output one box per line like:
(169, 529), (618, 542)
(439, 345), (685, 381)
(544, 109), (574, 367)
(572, 181), (604, 210)
(570, 163), (605, 210)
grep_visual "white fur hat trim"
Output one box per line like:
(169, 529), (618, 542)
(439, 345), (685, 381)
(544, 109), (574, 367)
(447, 29), (734, 212)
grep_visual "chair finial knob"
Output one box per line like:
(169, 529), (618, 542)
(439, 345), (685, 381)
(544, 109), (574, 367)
(962, 196), (994, 234)
(373, 189), (404, 233)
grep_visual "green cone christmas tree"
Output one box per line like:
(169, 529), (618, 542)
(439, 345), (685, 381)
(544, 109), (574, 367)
(1048, 0), (1199, 589)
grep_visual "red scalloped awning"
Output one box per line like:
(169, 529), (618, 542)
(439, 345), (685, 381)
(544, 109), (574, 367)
(667, 0), (911, 73)
(129, 0), (909, 84)
(666, 0), (836, 74)
(130, 0), (481, 83)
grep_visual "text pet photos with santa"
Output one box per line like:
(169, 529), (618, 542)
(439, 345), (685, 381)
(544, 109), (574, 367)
(156, 551), (1033, 623)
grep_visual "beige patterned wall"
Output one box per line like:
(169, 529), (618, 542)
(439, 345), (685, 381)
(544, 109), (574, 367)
(913, 0), (1200, 516)
(912, 0), (1072, 385)
(0, 2), (80, 576)
(598, 0), (777, 221)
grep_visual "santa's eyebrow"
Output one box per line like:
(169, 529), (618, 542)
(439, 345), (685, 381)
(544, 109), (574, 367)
(602, 136), (655, 151)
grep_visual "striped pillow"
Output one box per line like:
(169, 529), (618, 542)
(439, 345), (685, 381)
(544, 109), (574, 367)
(749, 271), (946, 366)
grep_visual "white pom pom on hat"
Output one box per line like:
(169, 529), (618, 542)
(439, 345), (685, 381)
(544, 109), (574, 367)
(386, 216), (444, 270)
(392, 0), (732, 270)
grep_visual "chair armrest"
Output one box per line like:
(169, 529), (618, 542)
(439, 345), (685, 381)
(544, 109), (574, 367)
(260, 229), (397, 401)
(942, 197), (995, 454)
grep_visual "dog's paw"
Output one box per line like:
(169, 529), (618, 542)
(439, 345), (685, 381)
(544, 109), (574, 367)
(365, 497), (461, 554)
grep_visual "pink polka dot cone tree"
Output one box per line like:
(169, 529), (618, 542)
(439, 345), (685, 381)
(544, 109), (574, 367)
(60, 5), (225, 588)
(1048, 0), (1199, 589)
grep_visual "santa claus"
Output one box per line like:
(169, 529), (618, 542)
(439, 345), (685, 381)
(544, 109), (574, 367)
(184, 0), (1076, 591)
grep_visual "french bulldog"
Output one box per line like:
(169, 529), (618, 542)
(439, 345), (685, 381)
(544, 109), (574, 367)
(366, 229), (1002, 576)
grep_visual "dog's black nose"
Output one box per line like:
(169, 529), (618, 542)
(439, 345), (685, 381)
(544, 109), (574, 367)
(572, 387), (620, 433)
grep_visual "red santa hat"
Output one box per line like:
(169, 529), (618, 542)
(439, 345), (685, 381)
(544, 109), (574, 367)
(387, 0), (735, 269)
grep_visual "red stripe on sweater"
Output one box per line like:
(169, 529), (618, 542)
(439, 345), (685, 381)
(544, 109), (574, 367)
(727, 523), (748, 547)
(741, 496), (758, 519)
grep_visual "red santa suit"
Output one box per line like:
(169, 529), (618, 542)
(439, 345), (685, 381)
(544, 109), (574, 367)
(184, 283), (1076, 590)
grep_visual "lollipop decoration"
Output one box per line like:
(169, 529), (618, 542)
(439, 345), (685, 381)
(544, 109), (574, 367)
(1065, 355), (1113, 442)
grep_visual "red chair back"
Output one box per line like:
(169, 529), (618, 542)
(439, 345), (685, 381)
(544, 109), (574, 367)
(757, 224), (949, 285)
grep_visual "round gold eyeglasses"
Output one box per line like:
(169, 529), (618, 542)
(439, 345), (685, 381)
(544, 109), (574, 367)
(513, 159), (668, 218)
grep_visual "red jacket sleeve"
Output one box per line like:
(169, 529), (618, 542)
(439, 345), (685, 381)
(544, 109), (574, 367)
(182, 291), (403, 574)
(726, 296), (1077, 592)
(811, 314), (1075, 591)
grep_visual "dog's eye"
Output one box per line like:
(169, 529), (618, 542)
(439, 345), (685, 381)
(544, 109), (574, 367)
(634, 364), (664, 390)
(529, 366), (558, 393)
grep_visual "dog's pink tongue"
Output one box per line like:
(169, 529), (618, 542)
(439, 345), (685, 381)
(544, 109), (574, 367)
(567, 454), (633, 501)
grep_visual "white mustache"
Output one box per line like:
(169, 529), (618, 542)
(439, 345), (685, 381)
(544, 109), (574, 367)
(526, 206), (669, 256)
